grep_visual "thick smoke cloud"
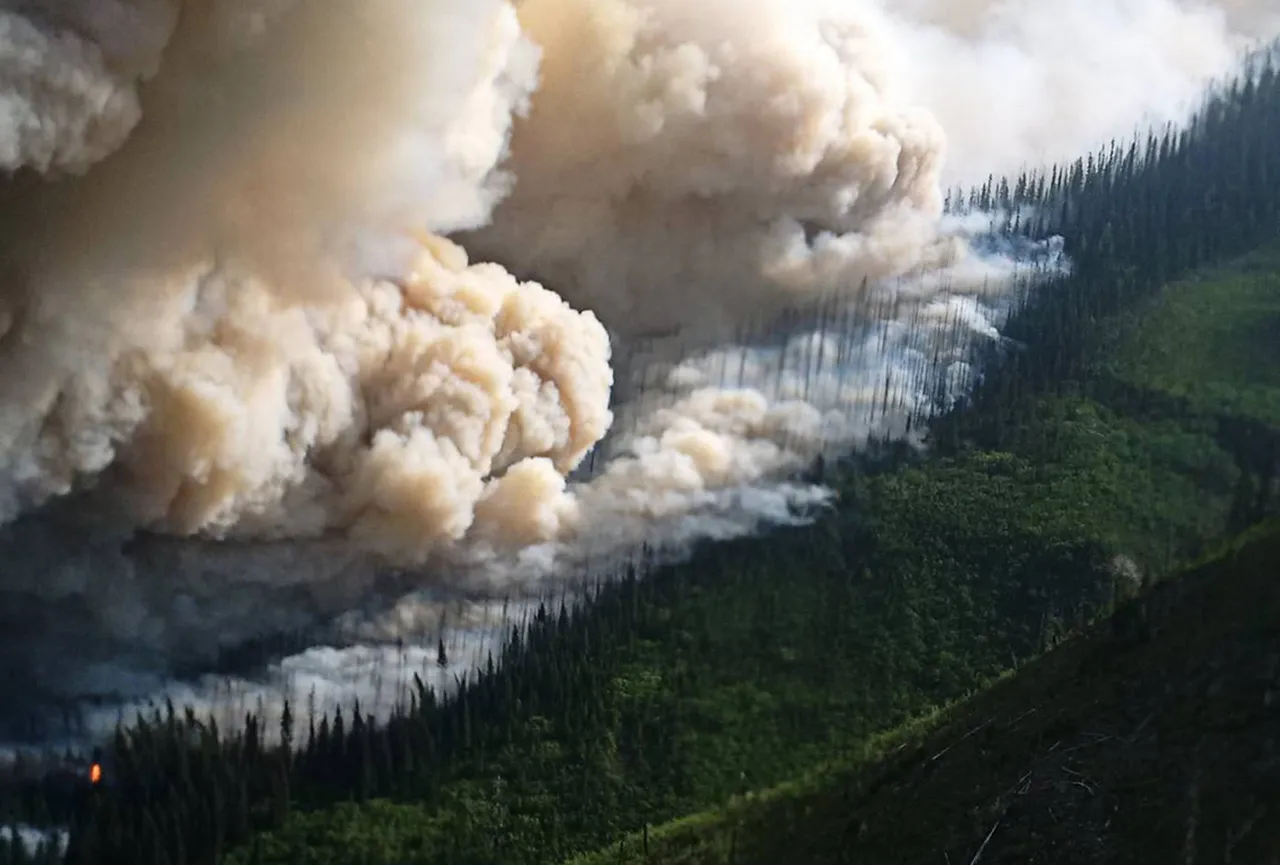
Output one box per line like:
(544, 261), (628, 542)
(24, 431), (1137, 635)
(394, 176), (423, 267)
(879, 0), (1279, 184)
(0, 0), (982, 583)
(0, 0), (177, 174)
(464, 0), (959, 341)
(0, 0), (614, 563)
(0, 0), (1275, 741)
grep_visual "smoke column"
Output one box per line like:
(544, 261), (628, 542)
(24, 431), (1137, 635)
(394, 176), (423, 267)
(0, 0), (1275, 742)
(877, 0), (1279, 184)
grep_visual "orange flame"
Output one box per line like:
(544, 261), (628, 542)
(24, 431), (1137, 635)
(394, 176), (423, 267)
(89, 763), (102, 785)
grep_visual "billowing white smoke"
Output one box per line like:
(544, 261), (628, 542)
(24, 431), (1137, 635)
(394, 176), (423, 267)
(0, 0), (613, 564)
(464, 0), (961, 341)
(0, 0), (985, 590)
(0, 0), (1274, 734)
(877, 0), (1280, 184)
(0, 0), (178, 174)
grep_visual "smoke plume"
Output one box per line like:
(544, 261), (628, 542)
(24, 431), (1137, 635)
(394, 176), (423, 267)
(0, 0), (1275, 732)
(877, 0), (1279, 184)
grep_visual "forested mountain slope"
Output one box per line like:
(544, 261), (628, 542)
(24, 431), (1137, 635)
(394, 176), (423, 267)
(569, 517), (1280, 865)
(204, 235), (1280, 865)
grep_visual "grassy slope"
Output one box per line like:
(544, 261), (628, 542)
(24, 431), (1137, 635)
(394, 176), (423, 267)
(1022, 242), (1280, 570)
(569, 518), (1280, 865)
(1096, 243), (1280, 426)
(229, 248), (1280, 864)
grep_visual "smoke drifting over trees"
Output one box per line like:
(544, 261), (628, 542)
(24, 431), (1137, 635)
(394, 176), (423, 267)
(0, 0), (1275, 720)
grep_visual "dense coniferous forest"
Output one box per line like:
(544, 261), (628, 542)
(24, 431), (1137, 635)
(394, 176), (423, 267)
(3, 41), (1279, 865)
(571, 517), (1280, 864)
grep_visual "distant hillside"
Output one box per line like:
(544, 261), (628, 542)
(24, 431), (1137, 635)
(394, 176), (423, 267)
(569, 518), (1280, 865)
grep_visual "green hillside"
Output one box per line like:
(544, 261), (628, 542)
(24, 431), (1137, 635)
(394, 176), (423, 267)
(9, 244), (1267, 865)
(1096, 243), (1280, 426)
(568, 517), (1280, 865)
(203, 245), (1280, 865)
(562, 242), (1280, 865)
